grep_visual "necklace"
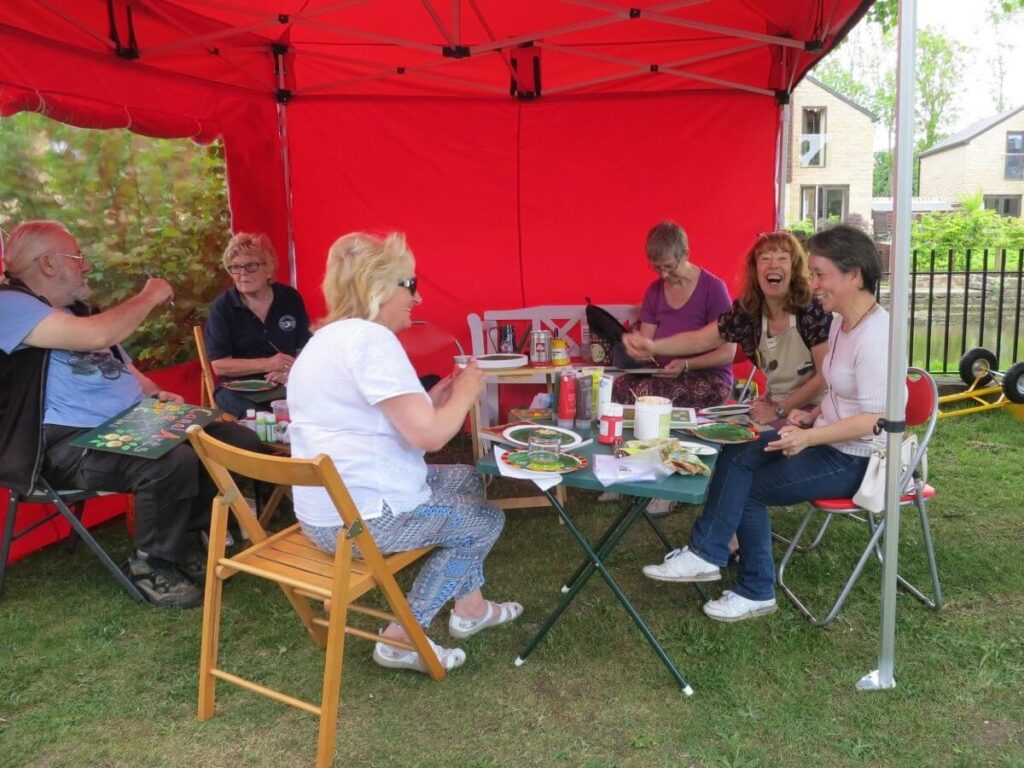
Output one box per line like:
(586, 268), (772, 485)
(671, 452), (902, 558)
(842, 300), (877, 333)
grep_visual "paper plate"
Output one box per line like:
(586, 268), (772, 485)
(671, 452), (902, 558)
(673, 440), (720, 456)
(474, 353), (529, 370)
(700, 404), (753, 418)
(222, 379), (277, 392)
(502, 424), (583, 449)
(685, 423), (760, 444)
(500, 450), (587, 474)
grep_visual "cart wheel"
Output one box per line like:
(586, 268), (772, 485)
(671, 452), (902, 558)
(1003, 362), (1024, 404)
(958, 347), (997, 386)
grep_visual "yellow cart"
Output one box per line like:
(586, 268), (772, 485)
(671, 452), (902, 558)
(937, 347), (1024, 419)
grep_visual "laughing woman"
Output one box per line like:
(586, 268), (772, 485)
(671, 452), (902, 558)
(624, 230), (830, 426)
(641, 225), (888, 622)
(287, 231), (522, 673)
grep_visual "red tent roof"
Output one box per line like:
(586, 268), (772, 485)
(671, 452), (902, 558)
(2, 1), (869, 100)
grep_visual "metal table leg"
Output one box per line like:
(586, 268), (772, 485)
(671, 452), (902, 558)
(515, 489), (694, 696)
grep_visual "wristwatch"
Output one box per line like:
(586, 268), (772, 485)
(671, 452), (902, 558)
(774, 404), (786, 418)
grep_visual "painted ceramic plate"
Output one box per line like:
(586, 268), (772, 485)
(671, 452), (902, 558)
(474, 353), (529, 370)
(685, 423), (760, 444)
(502, 424), (584, 449)
(500, 450), (587, 474)
(700, 404), (753, 418)
(222, 379), (277, 393)
(673, 440), (720, 456)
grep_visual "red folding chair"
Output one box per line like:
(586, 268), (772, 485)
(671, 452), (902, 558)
(776, 367), (943, 627)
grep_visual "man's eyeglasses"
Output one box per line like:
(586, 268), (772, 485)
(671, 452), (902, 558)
(397, 277), (418, 295)
(226, 261), (264, 274)
(48, 251), (86, 262)
(649, 259), (680, 275)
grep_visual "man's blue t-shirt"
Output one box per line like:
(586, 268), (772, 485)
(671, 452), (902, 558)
(0, 291), (143, 427)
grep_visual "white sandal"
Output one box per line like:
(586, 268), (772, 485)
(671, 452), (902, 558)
(372, 636), (466, 673)
(448, 601), (524, 639)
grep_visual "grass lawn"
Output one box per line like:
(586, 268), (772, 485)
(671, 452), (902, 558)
(2, 410), (1023, 767)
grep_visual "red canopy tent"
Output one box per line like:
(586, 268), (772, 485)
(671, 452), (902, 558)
(2, 0), (870, 329)
(0, 0), (871, 559)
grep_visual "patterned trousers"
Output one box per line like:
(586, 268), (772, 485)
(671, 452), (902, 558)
(300, 464), (504, 627)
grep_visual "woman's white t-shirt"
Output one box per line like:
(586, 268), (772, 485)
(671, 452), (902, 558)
(287, 318), (431, 527)
(816, 305), (889, 457)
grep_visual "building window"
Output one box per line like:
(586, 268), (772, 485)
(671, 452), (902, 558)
(801, 184), (849, 226)
(1006, 131), (1024, 180)
(800, 107), (827, 167)
(984, 194), (1022, 217)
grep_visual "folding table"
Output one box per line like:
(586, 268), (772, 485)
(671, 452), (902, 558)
(477, 439), (717, 696)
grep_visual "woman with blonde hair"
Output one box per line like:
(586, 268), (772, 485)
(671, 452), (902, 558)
(204, 233), (311, 417)
(287, 231), (522, 674)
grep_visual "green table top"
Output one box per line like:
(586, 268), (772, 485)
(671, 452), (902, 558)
(477, 429), (719, 504)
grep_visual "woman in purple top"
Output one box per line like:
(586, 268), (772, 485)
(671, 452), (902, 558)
(612, 221), (735, 408)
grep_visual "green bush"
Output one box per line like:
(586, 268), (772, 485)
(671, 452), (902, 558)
(0, 113), (230, 368)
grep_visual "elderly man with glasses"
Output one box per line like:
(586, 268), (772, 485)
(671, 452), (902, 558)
(0, 220), (260, 608)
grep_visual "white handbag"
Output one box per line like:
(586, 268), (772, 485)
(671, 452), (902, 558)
(852, 434), (925, 514)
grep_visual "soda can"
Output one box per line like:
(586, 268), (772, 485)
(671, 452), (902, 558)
(529, 329), (552, 367)
(557, 371), (576, 427)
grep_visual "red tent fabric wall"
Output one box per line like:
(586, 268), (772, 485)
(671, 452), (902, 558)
(287, 91), (777, 338)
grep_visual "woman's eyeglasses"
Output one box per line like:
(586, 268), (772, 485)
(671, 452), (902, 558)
(398, 276), (418, 295)
(227, 262), (263, 274)
(649, 259), (680, 275)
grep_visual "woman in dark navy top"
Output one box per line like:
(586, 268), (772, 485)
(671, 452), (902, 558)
(205, 233), (312, 417)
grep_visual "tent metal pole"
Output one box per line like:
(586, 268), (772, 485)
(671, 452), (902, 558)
(776, 102), (790, 229)
(857, 0), (917, 693)
(274, 49), (298, 289)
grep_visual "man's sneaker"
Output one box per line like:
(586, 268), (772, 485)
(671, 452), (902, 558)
(127, 555), (203, 608)
(702, 590), (777, 623)
(642, 547), (721, 583)
(177, 547), (208, 585)
(644, 498), (675, 518)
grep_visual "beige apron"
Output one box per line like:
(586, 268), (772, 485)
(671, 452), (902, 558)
(759, 313), (818, 403)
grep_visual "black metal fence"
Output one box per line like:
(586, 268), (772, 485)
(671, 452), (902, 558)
(877, 248), (1024, 377)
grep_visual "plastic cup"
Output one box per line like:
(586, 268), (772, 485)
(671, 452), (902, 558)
(271, 399), (289, 423)
(634, 395), (672, 439)
(526, 428), (562, 471)
(454, 354), (472, 369)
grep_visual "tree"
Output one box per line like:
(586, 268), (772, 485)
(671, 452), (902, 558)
(869, 0), (1024, 32)
(874, 151), (892, 196)
(914, 28), (966, 153)
(0, 113), (230, 367)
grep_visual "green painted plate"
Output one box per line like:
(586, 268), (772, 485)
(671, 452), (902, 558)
(223, 379), (277, 393)
(500, 450), (587, 474)
(685, 423), (760, 444)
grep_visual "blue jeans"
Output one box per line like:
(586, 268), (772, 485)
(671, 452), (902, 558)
(689, 431), (869, 601)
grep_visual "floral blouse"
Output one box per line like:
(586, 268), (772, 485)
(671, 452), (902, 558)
(716, 297), (831, 361)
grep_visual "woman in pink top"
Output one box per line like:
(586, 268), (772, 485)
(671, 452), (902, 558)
(611, 221), (735, 408)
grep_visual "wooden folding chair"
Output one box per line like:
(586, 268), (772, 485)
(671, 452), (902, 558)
(777, 367), (943, 627)
(185, 425), (445, 768)
(193, 325), (216, 408)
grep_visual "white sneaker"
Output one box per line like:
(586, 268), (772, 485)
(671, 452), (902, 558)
(642, 547), (721, 583)
(597, 491), (621, 503)
(702, 590), (777, 623)
(644, 498), (674, 518)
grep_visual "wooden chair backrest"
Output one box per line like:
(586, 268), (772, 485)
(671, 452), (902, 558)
(185, 424), (365, 545)
(193, 325), (217, 408)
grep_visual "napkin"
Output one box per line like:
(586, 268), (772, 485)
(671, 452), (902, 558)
(592, 449), (674, 488)
(492, 446), (563, 491)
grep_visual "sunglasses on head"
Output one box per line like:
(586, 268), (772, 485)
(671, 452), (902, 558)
(397, 276), (418, 295)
